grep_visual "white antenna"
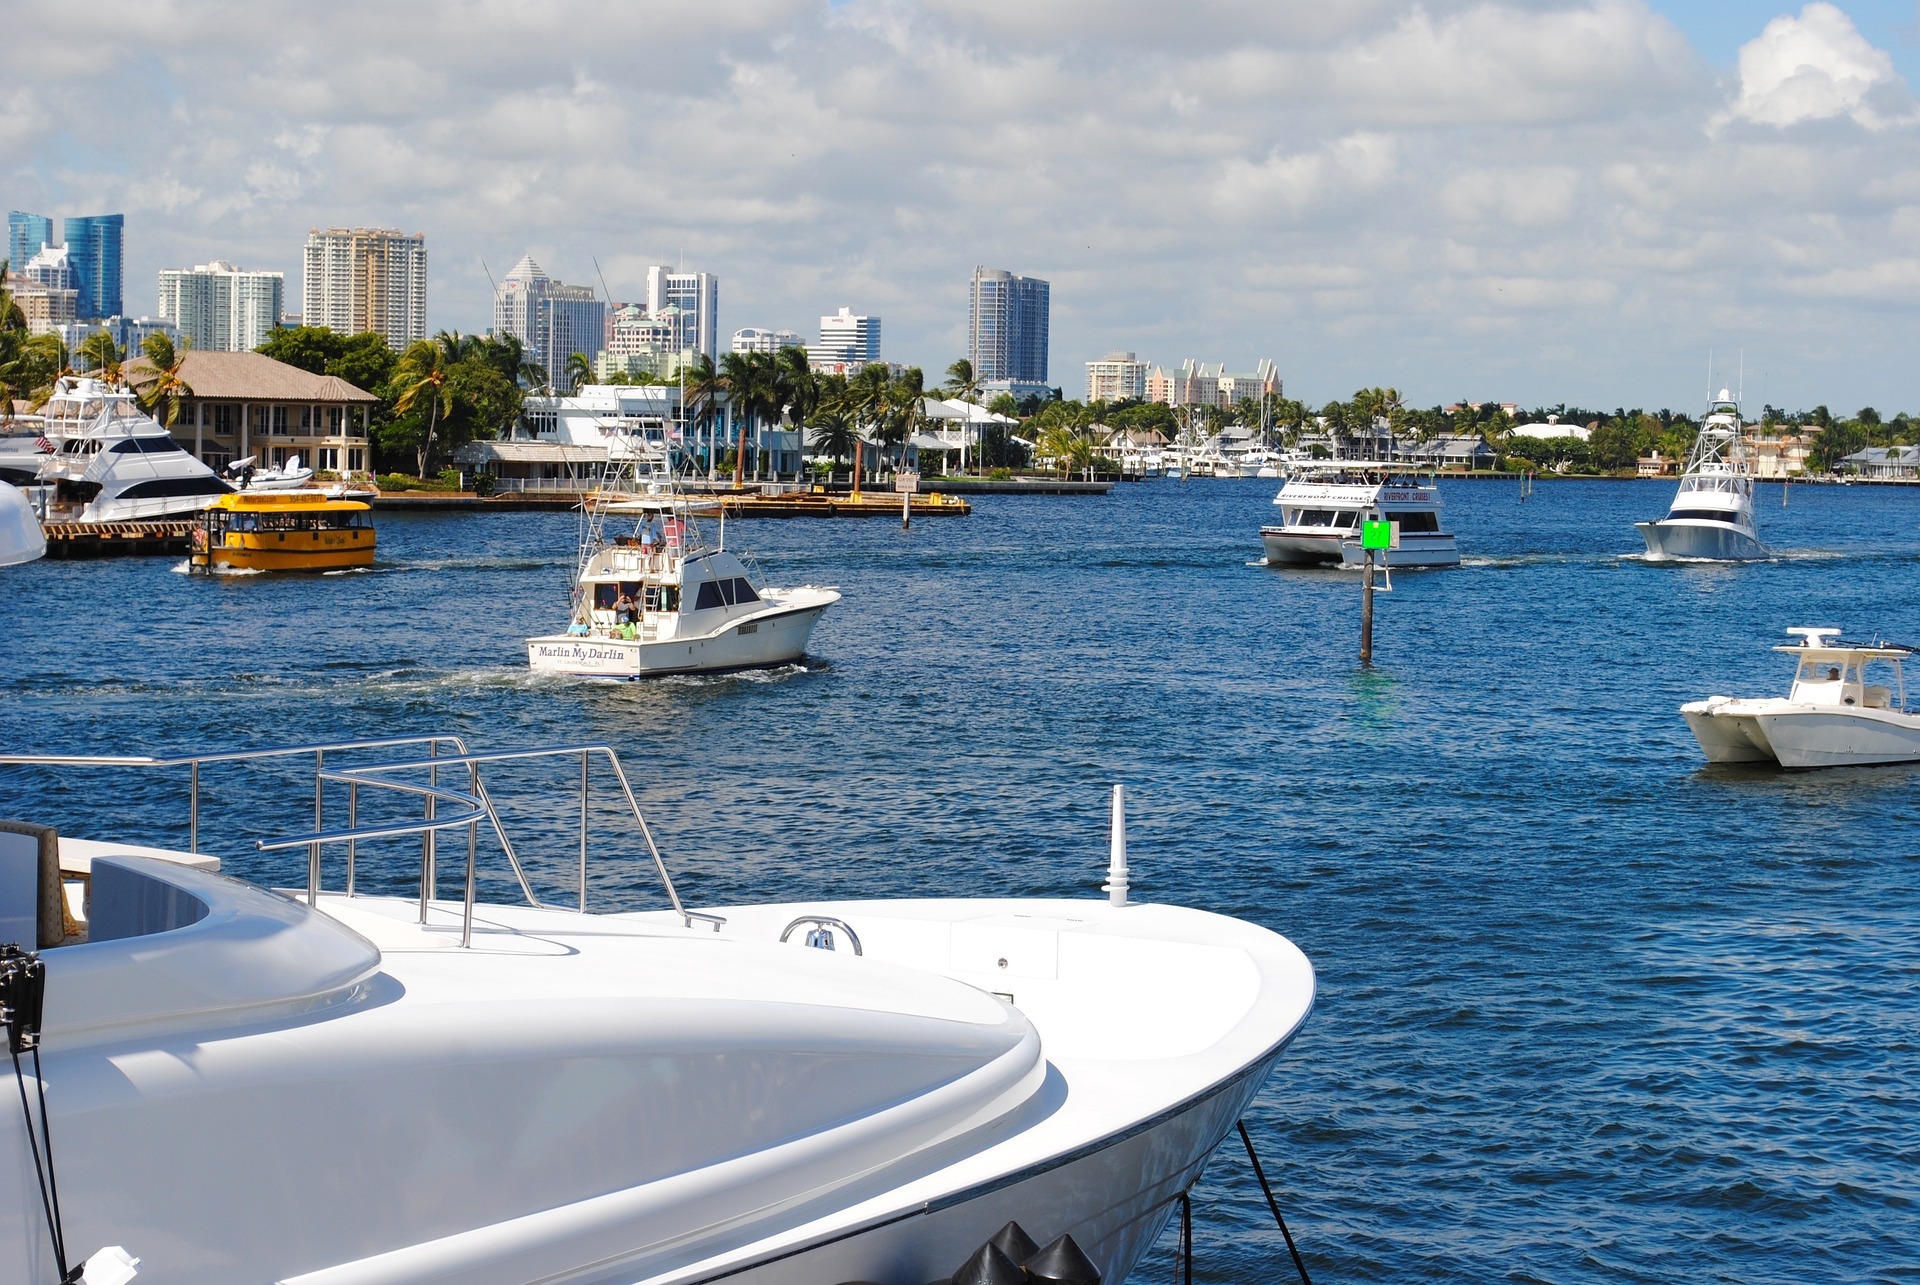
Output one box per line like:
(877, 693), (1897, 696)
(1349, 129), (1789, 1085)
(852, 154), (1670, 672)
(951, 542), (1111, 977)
(1738, 349), (1744, 406)
(592, 255), (614, 306)
(1104, 784), (1130, 907)
(1706, 348), (1713, 403)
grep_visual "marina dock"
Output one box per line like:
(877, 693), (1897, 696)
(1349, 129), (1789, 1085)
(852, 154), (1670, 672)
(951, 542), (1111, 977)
(41, 519), (195, 557)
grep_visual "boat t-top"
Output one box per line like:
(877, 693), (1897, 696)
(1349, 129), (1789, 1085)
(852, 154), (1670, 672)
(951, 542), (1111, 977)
(220, 452), (315, 492)
(1635, 390), (1766, 562)
(33, 377), (231, 523)
(527, 432), (839, 678)
(0, 736), (1315, 1283)
(1260, 459), (1460, 568)
(1683, 627), (1920, 768)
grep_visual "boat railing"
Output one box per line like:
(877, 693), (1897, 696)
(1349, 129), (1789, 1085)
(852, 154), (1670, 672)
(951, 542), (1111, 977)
(0, 736), (719, 948)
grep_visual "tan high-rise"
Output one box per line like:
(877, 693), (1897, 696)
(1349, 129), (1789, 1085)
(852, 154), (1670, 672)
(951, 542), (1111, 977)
(301, 228), (427, 350)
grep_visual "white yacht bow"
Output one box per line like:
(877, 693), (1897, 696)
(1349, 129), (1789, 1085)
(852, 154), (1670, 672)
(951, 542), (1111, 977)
(0, 737), (1315, 1285)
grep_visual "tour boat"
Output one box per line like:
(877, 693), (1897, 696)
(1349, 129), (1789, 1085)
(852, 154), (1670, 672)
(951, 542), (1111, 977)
(188, 491), (376, 573)
(528, 432), (838, 679)
(1635, 390), (1767, 562)
(1260, 460), (1460, 568)
(0, 484), (45, 566)
(0, 737), (1317, 1284)
(1683, 628), (1920, 768)
(34, 378), (231, 523)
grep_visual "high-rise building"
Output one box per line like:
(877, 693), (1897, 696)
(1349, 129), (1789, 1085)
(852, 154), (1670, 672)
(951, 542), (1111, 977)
(644, 267), (718, 359)
(8, 245), (77, 333)
(157, 261), (286, 353)
(1086, 351), (1148, 403)
(492, 254), (605, 389)
(968, 267), (1050, 385)
(731, 327), (805, 355)
(301, 228), (428, 350)
(63, 213), (125, 320)
(812, 308), (880, 368)
(7, 212), (54, 271)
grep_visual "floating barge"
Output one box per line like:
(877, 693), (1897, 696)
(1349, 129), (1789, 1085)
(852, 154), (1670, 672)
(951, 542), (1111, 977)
(41, 519), (195, 558)
(717, 490), (971, 518)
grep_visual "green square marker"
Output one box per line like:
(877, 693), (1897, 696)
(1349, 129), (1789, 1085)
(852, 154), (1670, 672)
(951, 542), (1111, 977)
(1361, 520), (1393, 550)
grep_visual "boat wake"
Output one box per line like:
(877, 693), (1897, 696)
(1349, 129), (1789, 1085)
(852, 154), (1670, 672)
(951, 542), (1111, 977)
(170, 559), (266, 577)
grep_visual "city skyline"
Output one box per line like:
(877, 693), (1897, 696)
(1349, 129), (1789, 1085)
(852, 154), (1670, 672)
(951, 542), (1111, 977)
(5, 2), (1920, 411)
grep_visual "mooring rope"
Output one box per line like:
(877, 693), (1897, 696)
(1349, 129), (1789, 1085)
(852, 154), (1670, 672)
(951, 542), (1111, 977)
(1237, 1119), (1313, 1285)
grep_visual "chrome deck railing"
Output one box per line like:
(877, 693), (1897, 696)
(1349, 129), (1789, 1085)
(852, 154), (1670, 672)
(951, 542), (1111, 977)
(0, 736), (720, 948)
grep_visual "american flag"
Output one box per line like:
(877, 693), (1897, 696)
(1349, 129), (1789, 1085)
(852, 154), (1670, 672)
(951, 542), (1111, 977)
(35, 436), (54, 453)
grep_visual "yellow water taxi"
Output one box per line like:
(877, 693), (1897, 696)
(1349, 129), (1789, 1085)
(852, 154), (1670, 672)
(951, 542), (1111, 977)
(189, 491), (376, 573)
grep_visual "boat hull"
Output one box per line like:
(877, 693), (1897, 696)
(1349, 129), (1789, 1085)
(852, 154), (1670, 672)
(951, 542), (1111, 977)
(663, 1048), (1288, 1285)
(198, 532), (376, 572)
(1336, 534), (1461, 569)
(1262, 528), (1460, 569)
(1260, 528), (1350, 565)
(528, 597), (833, 678)
(1636, 519), (1767, 562)
(1684, 700), (1920, 768)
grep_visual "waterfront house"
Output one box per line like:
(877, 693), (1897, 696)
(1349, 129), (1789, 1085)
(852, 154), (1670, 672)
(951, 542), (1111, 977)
(1751, 433), (1813, 479)
(1838, 445), (1920, 480)
(125, 350), (378, 477)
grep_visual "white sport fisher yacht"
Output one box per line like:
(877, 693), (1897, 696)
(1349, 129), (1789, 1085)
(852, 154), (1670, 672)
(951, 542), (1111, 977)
(528, 433), (838, 679)
(33, 378), (230, 523)
(1636, 390), (1766, 562)
(0, 738), (1317, 1285)
(1260, 460), (1460, 568)
(1683, 628), (1920, 768)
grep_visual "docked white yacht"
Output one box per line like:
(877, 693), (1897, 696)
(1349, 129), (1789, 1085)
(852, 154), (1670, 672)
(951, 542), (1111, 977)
(1260, 460), (1460, 568)
(0, 738), (1317, 1285)
(1636, 390), (1766, 562)
(1683, 628), (1920, 768)
(222, 452), (315, 492)
(33, 378), (230, 523)
(528, 437), (838, 679)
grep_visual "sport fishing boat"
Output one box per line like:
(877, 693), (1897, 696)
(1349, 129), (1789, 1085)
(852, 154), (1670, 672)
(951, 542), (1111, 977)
(528, 432), (838, 679)
(0, 738), (1317, 1285)
(1635, 390), (1766, 562)
(1683, 627), (1920, 768)
(188, 491), (376, 573)
(33, 378), (230, 523)
(1260, 460), (1460, 568)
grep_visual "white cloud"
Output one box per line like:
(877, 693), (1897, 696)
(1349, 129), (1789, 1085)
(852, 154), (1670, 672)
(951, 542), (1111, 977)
(2, 0), (1919, 409)
(1721, 2), (1917, 131)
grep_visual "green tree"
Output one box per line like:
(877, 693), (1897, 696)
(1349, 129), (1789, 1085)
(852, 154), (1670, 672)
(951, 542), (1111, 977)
(76, 329), (125, 382)
(390, 332), (465, 477)
(565, 351), (594, 394)
(132, 333), (194, 428)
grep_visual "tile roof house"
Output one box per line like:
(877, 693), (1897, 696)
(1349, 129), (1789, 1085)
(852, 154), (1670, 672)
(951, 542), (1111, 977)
(124, 350), (380, 478)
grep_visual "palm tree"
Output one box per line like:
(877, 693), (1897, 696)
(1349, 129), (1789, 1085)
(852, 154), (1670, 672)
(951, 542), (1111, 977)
(847, 363), (891, 493)
(681, 352), (724, 476)
(807, 403), (858, 479)
(393, 331), (464, 477)
(133, 333), (194, 429)
(76, 329), (125, 384)
(882, 367), (926, 471)
(564, 351), (594, 395)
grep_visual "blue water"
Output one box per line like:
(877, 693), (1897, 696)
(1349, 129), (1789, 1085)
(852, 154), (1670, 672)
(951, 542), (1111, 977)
(3, 478), (1918, 1283)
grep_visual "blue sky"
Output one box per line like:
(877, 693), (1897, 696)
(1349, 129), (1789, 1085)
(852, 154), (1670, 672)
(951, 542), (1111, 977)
(5, 0), (1920, 412)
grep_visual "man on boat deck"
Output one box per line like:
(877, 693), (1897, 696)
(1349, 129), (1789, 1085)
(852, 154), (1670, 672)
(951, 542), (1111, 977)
(640, 517), (659, 567)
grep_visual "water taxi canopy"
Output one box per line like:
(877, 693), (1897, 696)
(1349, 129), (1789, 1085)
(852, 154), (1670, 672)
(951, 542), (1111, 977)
(1776, 628), (1910, 710)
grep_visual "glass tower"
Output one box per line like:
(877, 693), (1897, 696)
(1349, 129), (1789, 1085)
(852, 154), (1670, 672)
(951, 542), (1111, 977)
(968, 267), (1050, 384)
(7, 212), (54, 272)
(63, 213), (125, 320)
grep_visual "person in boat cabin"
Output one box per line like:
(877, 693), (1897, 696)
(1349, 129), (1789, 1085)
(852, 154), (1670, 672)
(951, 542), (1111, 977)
(613, 590), (638, 625)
